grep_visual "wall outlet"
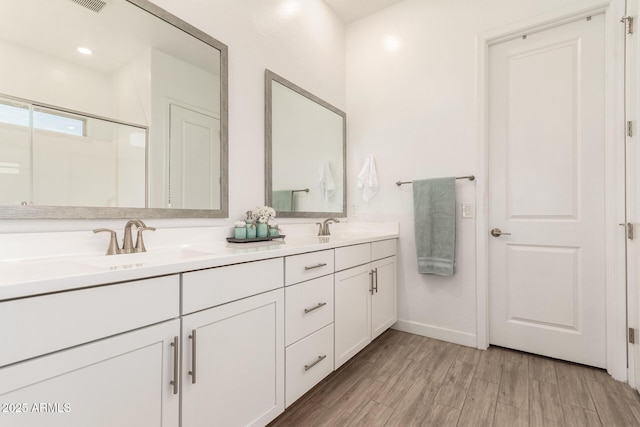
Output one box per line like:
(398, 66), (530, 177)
(462, 203), (475, 219)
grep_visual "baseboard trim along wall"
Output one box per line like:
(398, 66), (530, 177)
(392, 319), (477, 348)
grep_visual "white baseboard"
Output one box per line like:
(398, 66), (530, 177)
(392, 319), (477, 348)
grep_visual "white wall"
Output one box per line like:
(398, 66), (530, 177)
(345, 0), (607, 345)
(0, 40), (115, 119)
(0, 0), (345, 233)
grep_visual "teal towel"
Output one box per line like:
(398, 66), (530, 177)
(273, 190), (293, 212)
(412, 177), (456, 276)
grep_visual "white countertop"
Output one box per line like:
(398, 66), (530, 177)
(0, 222), (398, 301)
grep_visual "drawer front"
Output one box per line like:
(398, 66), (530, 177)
(285, 250), (334, 286)
(0, 275), (179, 367)
(285, 275), (334, 346)
(372, 239), (397, 260)
(285, 323), (334, 408)
(335, 243), (371, 271)
(182, 258), (284, 314)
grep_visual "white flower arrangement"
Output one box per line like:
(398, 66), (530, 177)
(234, 220), (246, 228)
(253, 206), (276, 224)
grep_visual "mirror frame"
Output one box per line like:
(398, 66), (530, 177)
(265, 69), (346, 218)
(0, 0), (228, 219)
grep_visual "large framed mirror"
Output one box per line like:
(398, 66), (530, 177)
(0, 0), (228, 219)
(265, 70), (346, 218)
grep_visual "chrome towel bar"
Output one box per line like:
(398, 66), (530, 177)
(395, 175), (475, 186)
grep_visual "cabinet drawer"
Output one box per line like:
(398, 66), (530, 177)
(0, 275), (179, 367)
(182, 258), (283, 314)
(285, 250), (334, 286)
(285, 275), (334, 346)
(335, 243), (371, 271)
(372, 239), (397, 260)
(285, 323), (334, 408)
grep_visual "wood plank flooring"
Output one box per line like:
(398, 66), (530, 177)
(269, 329), (640, 426)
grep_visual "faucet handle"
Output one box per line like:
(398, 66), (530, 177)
(93, 228), (120, 256)
(316, 223), (323, 236)
(134, 226), (156, 253)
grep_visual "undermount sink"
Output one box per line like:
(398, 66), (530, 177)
(75, 248), (211, 270)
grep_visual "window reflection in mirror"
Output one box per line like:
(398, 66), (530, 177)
(0, 96), (146, 208)
(265, 70), (346, 218)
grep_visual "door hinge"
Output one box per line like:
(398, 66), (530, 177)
(622, 16), (634, 34)
(628, 120), (633, 137)
(630, 327), (636, 344)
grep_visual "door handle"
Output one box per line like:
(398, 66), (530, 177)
(189, 329), (197, 384)
(304, 302), (327, 313)
(170, 336), (179, 395)
(490, 228), (511, 237)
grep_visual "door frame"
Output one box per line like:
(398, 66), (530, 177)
(475, 0), (628, 381)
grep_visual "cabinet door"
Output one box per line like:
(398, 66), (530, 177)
(181, 288), (284, 427)
(371, 256), (397, 340)
(334, 263), (372, 369)
(0, 320), (180, 427)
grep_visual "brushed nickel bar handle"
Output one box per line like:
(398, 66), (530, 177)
(374, 268), (378, 293)
(304, 355), (327, 371)
(170, 336), (178, 395)
(369, 270), (374, 294)
(304, 302), (327, 314)
(189, 329), (197, 384)
(304, 263), (327, 270)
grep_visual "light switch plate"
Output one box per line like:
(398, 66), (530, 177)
(462, 203), (475, 219)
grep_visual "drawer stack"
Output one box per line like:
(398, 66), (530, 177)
(284, 249), (335, 407)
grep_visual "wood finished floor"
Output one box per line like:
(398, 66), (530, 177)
(269, 329), (640, 427)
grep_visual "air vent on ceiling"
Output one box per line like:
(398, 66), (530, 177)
(69, 0), (107, 13)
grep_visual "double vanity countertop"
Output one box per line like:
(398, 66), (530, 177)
(0, 222), (399, 301)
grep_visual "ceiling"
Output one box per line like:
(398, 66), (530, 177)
(322, 0), (407, 24)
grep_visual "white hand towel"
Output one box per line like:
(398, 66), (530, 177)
(357, 154), (379, 201)
(317, 161), (336, 201)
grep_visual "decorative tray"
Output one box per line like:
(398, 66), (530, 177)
(226, 235), (286, 243)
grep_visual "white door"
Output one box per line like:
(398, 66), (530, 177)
(625, 0), (640, 389)
(488, 14), (606, 368)
(371, 256), (397, 340)
(0, 320), (180, 427)
(181, 289), (284, 427)
(169, 104), (220, 209)
(334, 263), (372, 369)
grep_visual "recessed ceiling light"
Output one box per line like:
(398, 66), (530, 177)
(279, 0), (299, 18)
(77, 47), (93, 55)
(383, 36), (401, 52)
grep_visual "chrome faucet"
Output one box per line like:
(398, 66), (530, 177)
(122, 219), (155, 254)
(316, 218), (340, 236)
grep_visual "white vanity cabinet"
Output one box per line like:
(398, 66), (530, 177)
(1, 227), (399, 427)
(0, 276), (181, 427)
(180, 259), (285, 427)
(334, 240), (397, 369)
(0, 320), (180, 427)
(284, 251), (335, 407)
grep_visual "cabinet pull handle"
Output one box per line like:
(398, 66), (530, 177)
(189, 329), (197, 384)
(304, 354), (327, 371)
(170, 336), (179, 395)
(374, 268), (379, 293)
(369, 270), (374, 294)
(304, 302), (327, 313)
(304, 263), (327, 270)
